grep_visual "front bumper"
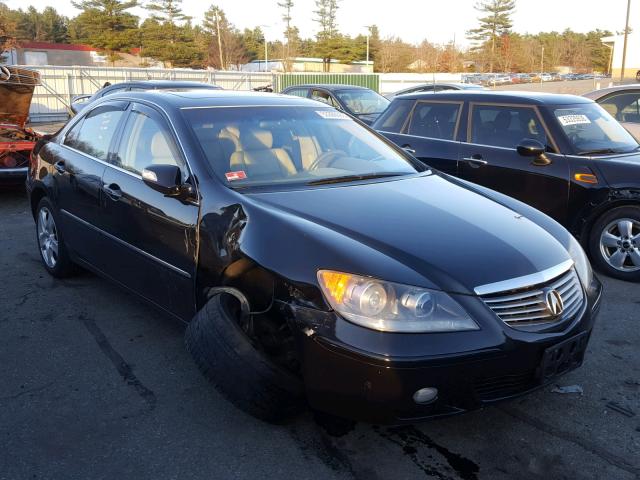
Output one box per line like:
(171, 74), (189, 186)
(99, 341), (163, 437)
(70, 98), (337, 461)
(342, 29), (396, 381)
(290, 275), (603, 424)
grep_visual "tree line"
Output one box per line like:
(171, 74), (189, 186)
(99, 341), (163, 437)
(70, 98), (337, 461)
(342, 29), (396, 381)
(0, 0), (614, 73)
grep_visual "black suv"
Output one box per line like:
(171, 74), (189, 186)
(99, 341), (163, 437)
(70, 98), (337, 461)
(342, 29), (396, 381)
(374, 91), (640, 282)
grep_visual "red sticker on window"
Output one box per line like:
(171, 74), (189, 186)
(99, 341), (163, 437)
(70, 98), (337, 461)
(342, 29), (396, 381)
(225, 170), (247, 181)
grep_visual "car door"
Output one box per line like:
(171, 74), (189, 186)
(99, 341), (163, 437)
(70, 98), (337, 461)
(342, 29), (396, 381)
(458, 102), (570, 224)
(377, 99), (463, 175)
(100, 103), (200, 320)
(52, 101), (128, 270)
(598, 91), (640, 141)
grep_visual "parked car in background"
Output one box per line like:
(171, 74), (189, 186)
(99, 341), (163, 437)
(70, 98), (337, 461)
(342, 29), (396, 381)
(385, 82), (485, 100)
(374, 90), (640, 281)
(0, 66), (41, 185)
(281, 84), (390, 125)
(70, 80), (222, 115)
(584, 84), (640, 141)
(27, 89), (601, 425)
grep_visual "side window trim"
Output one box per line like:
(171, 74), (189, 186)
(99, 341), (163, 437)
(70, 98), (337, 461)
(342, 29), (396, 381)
(401, 100), (464, 141)
(466, 102), (560, 153)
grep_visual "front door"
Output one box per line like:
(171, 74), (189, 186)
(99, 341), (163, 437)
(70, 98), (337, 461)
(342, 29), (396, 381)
(458, 103), (570, 224)
(100, 103), (200, 320)
(380, 100), (463, 175)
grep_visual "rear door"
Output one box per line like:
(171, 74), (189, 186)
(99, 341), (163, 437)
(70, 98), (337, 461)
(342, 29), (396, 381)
(377, 99), (463, 175)
(458, 102), (570, 224)
(100, 103), (200, 319)
(53, 101), (128, 270)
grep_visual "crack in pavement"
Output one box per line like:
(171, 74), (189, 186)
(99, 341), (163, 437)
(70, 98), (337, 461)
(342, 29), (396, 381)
(499, 406), (640, 477)
(0, 379), (57, 402)
(79, 313), (157, 410)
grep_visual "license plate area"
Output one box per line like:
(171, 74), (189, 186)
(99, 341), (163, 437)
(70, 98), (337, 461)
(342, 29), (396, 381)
(540, 332), (589, 381)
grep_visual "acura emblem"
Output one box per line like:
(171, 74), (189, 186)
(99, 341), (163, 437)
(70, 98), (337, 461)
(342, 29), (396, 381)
(545, 289), (564, 317)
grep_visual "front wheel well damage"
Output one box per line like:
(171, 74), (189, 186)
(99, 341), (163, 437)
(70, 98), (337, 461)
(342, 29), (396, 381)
(29, 186), (47, 219)
(580, 199), (640, 245)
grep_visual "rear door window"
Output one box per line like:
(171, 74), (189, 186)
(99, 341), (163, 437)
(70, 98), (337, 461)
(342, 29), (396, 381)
(469, 104), (548, 149)
(285, 88), (310, 98)
(63, 104), (126, 160)
(311, 89), (338, 107)
(407, 101), (461, 140)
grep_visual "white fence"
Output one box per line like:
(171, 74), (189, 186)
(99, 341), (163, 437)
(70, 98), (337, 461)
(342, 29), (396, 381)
(25, 66), (466, 123)
(28, 66), (273, 122)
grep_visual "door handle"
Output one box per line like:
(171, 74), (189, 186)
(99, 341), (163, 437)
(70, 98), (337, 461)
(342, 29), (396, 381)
(103, 183), (122, 201)
(463, 156), (488, 168)
(401, 145), (416, 155)
(53, 160), (65, 174)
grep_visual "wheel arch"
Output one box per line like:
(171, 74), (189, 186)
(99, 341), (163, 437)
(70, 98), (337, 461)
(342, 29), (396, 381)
(29, 184), (48, 219)
(580, 198), (640, 244)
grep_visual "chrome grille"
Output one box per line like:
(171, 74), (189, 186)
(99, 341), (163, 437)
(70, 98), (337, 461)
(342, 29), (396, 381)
(481, 268), (584, 328)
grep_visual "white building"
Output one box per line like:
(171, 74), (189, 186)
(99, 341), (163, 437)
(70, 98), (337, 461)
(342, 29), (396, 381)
(602, 34), (640, 80)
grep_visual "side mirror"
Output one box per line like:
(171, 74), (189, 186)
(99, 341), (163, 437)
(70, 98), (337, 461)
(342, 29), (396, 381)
(142, 164), (191, 198)
(517, 139), (551, 166)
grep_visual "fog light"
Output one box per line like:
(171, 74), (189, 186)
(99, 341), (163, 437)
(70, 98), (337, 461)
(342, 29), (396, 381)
(413, 387), (438, 405)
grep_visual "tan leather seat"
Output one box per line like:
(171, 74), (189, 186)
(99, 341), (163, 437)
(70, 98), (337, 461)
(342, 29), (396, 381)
(150, 132), (176, 165)
(218, 125), (242, 160)
(230, 128), (296, 179)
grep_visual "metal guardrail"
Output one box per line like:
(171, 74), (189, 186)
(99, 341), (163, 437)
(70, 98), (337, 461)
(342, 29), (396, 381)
(26, 66), (273, 122)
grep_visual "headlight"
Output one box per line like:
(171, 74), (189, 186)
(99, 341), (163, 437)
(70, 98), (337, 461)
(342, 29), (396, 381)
(317, 270), (479, 333)
(568, 235), (593, 288)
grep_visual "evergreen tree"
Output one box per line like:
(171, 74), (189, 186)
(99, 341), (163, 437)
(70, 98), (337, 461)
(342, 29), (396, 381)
(277, 0), (294, 71)
(71, 0), (139, 62)
(313, 0), (340, 71)
(467, 0), (516, 72)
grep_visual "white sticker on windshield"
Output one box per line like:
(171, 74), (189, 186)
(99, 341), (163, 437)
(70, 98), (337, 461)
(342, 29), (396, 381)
(558, 114), (591, 126)
(316, 110), (350, 120)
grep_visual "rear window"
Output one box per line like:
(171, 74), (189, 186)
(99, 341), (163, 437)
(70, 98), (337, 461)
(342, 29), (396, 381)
(373, 99), (413, 133)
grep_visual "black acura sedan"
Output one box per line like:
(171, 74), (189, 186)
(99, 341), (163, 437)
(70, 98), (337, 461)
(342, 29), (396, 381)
(27, 90), (601, 425)
(374, 91), (640, 282)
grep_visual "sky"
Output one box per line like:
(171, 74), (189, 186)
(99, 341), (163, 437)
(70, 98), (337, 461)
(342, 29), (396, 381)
(3, 0), (635, 46)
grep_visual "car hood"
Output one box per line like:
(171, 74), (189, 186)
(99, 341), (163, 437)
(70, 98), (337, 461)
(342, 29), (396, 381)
(246, 174), (571, 294)
(0, 67), (40, 128)
(589, 151), (640, 187)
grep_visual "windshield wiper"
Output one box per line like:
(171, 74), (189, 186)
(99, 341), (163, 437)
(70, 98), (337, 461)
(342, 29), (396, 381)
(306, 172), (405, 186)
(577, 148), (620, 156)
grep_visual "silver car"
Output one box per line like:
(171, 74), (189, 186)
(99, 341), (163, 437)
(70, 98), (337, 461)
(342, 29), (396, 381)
(584, 84), (640, 140)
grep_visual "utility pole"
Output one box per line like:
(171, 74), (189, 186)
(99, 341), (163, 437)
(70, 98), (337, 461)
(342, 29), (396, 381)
(540, 45), (545, 84)
(215, 10), (224, 70)
(363, 25), (372, 71)
(621, 0), (631, 81)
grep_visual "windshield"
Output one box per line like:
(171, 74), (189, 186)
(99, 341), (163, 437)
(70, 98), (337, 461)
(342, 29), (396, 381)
(184, 106), (423, 188)
(335, 89), (390, 115)
(552, 103), (639, 155)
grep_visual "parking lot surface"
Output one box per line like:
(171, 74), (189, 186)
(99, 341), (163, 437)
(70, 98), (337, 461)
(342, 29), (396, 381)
(1, 186), (639, 480)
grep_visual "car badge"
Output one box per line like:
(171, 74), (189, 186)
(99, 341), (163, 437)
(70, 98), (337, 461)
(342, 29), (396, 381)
(545, 289), (564, 317)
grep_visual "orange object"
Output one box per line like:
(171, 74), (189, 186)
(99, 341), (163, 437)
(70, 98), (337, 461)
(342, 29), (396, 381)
(318, 271), (352, 304)
(574, 173), (598, 184)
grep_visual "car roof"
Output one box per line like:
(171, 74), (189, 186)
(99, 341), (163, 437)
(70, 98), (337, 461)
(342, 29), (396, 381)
(99, 89), (330, 109)
(395, 90), (594, 105)
(282, 84), (370, 92)
(104, 80), (221, 90)
(584, 84), (640, 100)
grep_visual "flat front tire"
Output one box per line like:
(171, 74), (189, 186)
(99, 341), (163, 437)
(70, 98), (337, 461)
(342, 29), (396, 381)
(589, 206), (640, 282)
(35, 197), (75, 278)
(185, 294), (304, 423)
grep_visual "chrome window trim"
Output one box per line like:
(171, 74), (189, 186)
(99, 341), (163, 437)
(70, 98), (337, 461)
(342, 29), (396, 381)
(60, 208), (192, 279)
(474, 259), (574, 296)
(180, 104), (320, 110)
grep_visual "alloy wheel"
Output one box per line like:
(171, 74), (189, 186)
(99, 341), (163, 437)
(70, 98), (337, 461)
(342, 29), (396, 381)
(37, 207), (59, 269)
(599, 218), (640, 272)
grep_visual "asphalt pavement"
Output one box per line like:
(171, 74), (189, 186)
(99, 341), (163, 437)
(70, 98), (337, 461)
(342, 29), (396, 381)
(1, 185), (639, 480)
